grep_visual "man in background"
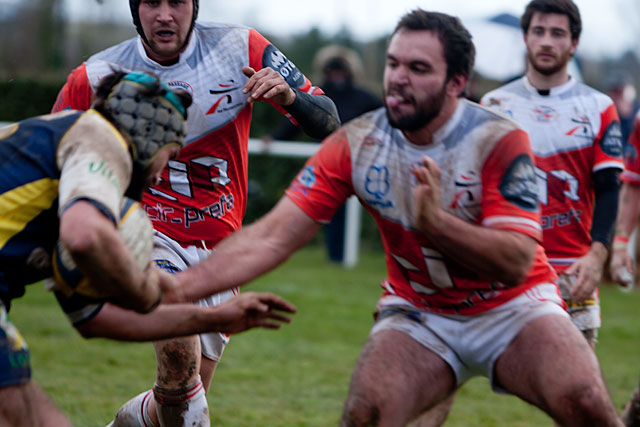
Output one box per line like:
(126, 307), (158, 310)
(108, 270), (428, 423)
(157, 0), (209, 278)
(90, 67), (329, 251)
(482, 0), (623, 350)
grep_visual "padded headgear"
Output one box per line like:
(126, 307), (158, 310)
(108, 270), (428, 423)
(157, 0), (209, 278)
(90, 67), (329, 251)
(106, 72), (188, 168)
(129, 0), (199, 51)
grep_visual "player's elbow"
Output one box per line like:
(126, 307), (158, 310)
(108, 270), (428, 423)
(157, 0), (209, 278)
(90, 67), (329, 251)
(75, 322), (100, 339)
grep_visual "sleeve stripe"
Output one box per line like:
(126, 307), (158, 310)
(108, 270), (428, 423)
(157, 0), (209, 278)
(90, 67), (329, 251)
(621, 170), (640, 184)
(593, 160), (624, 172)
(482, 216), (541, 233)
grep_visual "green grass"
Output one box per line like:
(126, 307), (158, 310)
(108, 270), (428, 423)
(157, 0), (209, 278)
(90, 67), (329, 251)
(11, 246), (640, 426)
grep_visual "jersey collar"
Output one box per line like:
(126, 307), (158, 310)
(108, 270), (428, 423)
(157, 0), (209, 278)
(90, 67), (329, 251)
(522, 75), (576, 98)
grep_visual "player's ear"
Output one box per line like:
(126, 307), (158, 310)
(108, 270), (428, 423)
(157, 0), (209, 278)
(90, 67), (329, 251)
(446, 74), (468, 98)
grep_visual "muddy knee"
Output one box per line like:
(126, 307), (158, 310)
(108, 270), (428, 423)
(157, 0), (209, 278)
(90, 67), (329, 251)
(341, 394), (381, 427)
(154, 336), (201, 387)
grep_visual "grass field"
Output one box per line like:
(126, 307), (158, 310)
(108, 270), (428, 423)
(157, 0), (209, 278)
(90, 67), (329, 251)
(11, 246), (640, 426)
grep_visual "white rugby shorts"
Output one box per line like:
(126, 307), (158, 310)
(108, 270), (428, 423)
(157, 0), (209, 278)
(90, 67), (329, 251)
(371, 283), (568, 393)
(153, 231), (237, 361)
(556, 272), (601, 333)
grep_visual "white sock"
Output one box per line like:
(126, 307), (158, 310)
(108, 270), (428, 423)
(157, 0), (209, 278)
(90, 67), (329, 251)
(153, 376), (209, 427)
(108, 390), (157, 427)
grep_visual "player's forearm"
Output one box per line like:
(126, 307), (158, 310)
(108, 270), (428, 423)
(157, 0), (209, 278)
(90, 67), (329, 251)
(284, 92), (340, 140)
(614, 183), (640, 238)
(427, 211), (536, 286)
(77, 303), (220, 341)
(61, 203), (159, 312)
(179, 197), (320, 301)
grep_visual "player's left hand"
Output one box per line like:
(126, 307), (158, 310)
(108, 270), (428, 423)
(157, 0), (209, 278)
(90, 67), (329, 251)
(212, 291), (297, 334)
(242, 66), (296, 106)
(412, 155), (443, 234)
(566, 243), (607, 302)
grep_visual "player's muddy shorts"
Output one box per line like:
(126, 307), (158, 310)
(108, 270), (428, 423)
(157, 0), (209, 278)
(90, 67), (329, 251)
(153, 231), (237, 361)
(556, 273), (600, 342)
(371, 283), (567, 393)
(0, 301), (30, 387)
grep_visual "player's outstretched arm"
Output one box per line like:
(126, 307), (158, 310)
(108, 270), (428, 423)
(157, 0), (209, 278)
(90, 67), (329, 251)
(412, 156), (536, 286)
(177, 196), (321, 302)
(75, 292), (297, 341)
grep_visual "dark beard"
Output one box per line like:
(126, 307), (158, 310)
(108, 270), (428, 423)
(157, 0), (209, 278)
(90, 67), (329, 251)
(528, 50), (571, 76)
(385, 82), (447, 131)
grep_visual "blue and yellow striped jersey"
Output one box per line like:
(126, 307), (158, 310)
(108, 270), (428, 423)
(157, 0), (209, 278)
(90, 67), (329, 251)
(0, 109), (132, 312)
(0, 111), (84, 306)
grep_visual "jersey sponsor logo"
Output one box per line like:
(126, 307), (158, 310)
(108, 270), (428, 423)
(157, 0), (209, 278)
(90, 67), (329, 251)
(499, 154), (538, 211)
(566, 115), (595, 141)
(532, 106), (556, 122)
(364, 165), (393, 208)
(262, 45), (305, 89)
(154, 259), (182, 274)
(450, 171), (481, 219)
(145, 193), (235, 228)
(297, 166), (316, 189)
(363, 136), (384, 147)
(541, 209), (582, 230)
(600, 121), (623, 158)
(206, 80), (244, 115)
(167, 80), (194, 95)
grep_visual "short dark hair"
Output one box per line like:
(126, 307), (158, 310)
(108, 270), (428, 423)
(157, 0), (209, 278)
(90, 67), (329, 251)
(521, 0), (582, 41)
(392, 9), (475, 81)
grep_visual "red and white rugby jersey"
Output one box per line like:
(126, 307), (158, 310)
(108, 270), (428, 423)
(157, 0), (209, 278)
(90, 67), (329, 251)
(286, 100), (557, 315)
(482, 77), (623, 273)
(621, 110), (640, 185)
(52, 22), (323, 248)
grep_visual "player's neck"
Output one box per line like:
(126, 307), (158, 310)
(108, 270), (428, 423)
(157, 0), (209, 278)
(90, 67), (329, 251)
(403, 97), (460, 146)
(525, 66), (570, 92)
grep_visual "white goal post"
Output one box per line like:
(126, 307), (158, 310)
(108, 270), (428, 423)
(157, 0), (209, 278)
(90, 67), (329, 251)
(248, 138), (361, 268)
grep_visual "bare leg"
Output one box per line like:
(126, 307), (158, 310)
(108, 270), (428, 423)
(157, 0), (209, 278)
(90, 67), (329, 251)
(199, 356), (218, 394)
(0, 381), (72, 427)
(622, 378), (640, 427)
(341, 330), (456, 427)
(495, 314), (622, 426)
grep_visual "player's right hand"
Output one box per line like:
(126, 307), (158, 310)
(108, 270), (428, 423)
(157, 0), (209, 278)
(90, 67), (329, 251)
(212, 292), (297, 334)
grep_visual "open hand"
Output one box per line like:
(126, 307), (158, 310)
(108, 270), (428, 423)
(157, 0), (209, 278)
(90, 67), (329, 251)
(412, 155), (443, 234)
(214, 291), (297, 334)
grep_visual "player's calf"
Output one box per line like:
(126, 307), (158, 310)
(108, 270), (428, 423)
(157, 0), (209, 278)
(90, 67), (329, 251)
(154, 376), (209, 427)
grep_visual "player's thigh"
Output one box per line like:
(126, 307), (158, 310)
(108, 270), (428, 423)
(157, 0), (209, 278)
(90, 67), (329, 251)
(348, 329), (456, 416)
(494, 313), (604, 408)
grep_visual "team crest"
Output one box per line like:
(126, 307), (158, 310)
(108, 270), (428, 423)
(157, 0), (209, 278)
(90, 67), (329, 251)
(364, 165), (393, 208)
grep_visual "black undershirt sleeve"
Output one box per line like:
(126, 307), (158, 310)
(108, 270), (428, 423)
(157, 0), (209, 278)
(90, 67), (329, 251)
(283, 91), (341, 140)
(591, 167), (622, 248)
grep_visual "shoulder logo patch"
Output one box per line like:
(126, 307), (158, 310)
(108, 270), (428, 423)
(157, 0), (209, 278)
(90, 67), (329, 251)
(499, 154), (538, 211)
(262, 45), (305, 89)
